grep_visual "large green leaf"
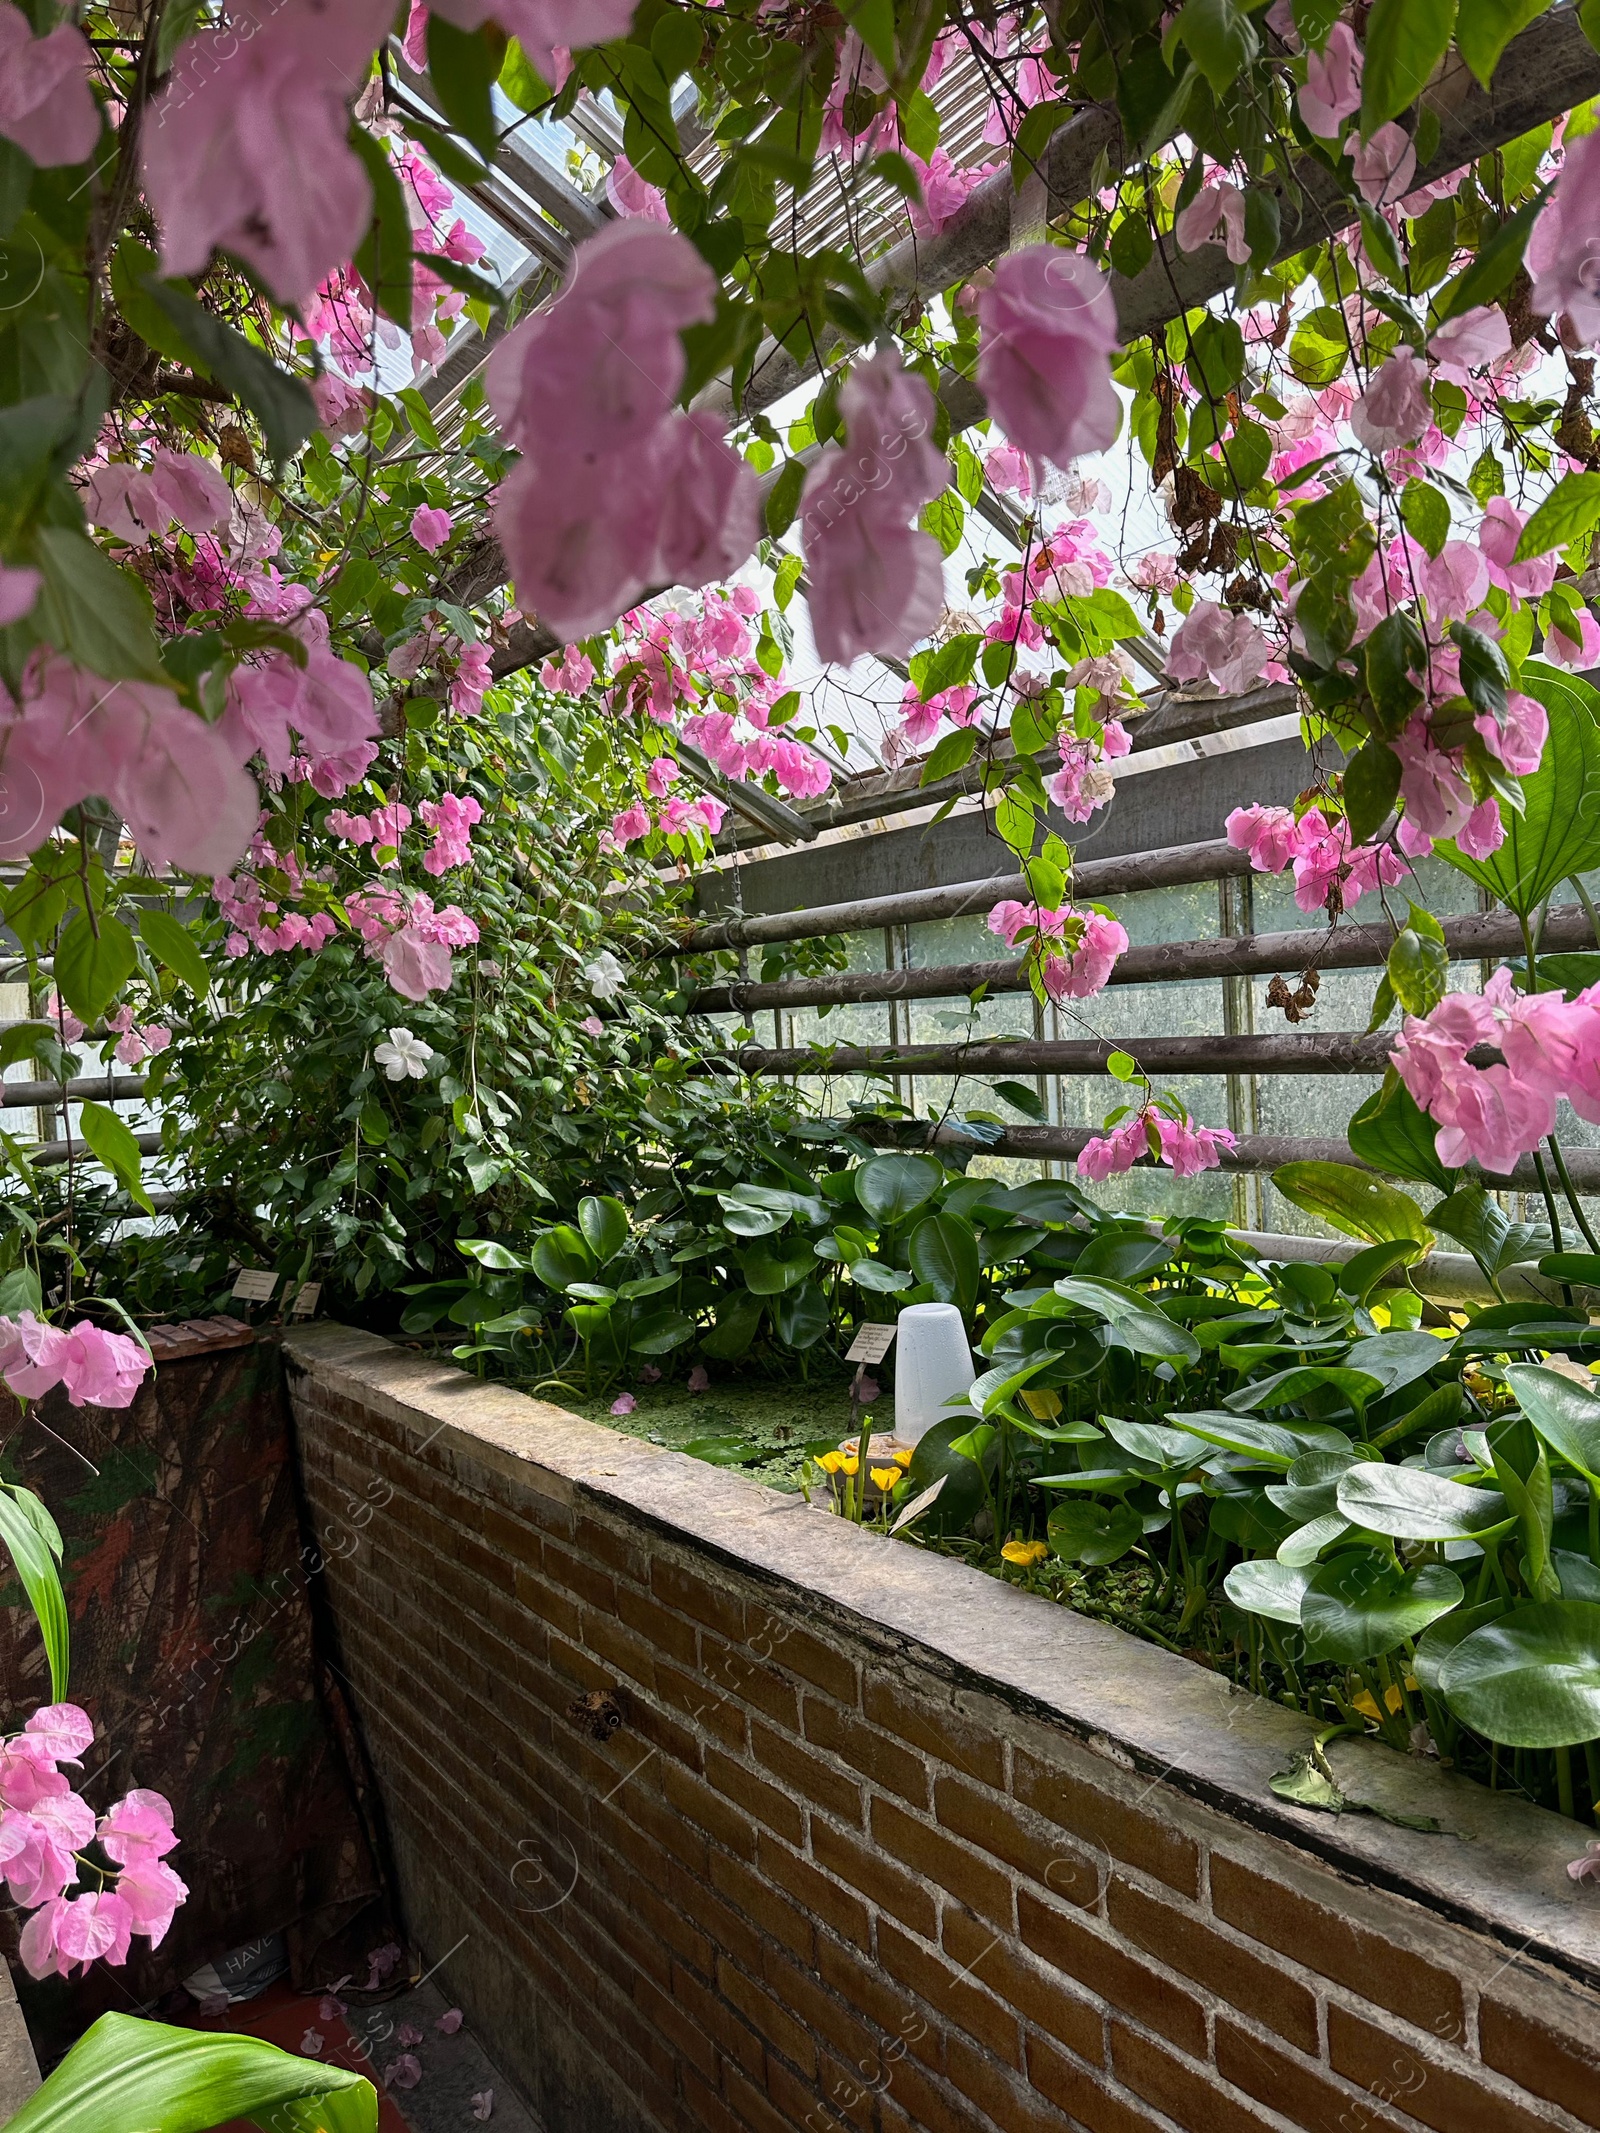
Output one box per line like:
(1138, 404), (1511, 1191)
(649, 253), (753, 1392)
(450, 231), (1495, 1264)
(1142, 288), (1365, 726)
(855, 1152), (943, 1224)
(54, 911), (138, 1026)
(1429, 1183), (1548, 1272)
(773, 1280), (828, 1349)
(1343, 1331), (1449, 1398)
(138, 908), (210, 998)
(1438, 1600), (1600, 1747)
(2, 2012), (377, 2133)
(1046, 1498), (1143, 1566)
(901, 1416), (989, 1536)
(1360, 0), (1457, 133)
(1505, 1362), (1600, 1483)
(0, 1486), (67, 1701)
(31, 528), (167, 686)
(909, 1212), (980, 1316)
(1334, 1460), (1510, 1540)
(1347, 1076), (1457, 1193)
(140, 280), (317, 464)
(699, 1290), (765, 1358)
(1301, 1551), (1464, 1662)
(1271, 1161), (1433, 1247)
(577, 1194), (629, 1265)
(741, 1241), (814, 1295)
(1437, 665), (1600, 916)
(1171, 1408), (1348, 1468)
(530, 1224), (596, 1291)
(1455, 0), (1551, 88)
(1412, 1596), (1509, 1693)
(1223, 1557), (1313, 1625)
(77, 1101), (154, 1215)
(1052, 1277), (1200, 1363)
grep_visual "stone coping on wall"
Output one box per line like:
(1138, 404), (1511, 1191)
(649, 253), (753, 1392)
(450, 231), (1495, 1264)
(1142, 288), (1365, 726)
(285, 1322), (1600, 1995)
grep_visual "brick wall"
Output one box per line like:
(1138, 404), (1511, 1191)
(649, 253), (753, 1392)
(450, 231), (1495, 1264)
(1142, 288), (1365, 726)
(286, 1326), (1600, 2133)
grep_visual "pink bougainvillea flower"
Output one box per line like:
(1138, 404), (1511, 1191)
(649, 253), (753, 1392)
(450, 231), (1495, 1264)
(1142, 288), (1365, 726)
(540, 648), (596, 695)
(1298, 21), (1362, 139)
(905, 148), (992, 238)
(651, 410), (762, 595)
(301, 2030), (325, 2057)
(411, 505), (454, 553)
(1076, 1114), (1151, 1181)
(1528, 124), (1600, 346)
(1226, 803), (1302, 875)
(975, 246), (1120, 473)
(1039, 912), (1128, 1001)
(383, 926), (456, 1002)
(426, 0), (634, 81)
(224, 621), (380, 783)
(610, 1394), (637, 1416)
(1166, 602), (1273, 695)
(384, 2055), (423, 2092)
(143, 0), (397, 308)
(85, 452), (232, 546)
(1350, 352), (1430, 454)
(645, 756), (680, 798)
(611, 804), (650, 845)
(0, 565), (39, 630)
(1345, 122), (1416, 210)
(98, 1789), (178, 1865)
(1545, 608), (1600, 666)
(1420, 540), (1491, 625)
(581, 1015), (605, 1037)
(437, 2009), (465, 2035)
(800, 351), (950, 665)
(1427, 304), (1512, 385)
(1478, 497), (1559, 601)
(57, 1323), (151, 1410)
(20, 1706), (93, 1766)
(472, 2095), (495, 2124)
(984, 443), (1032, 499)
(0, 3), (99, 167)
(686, 1365), (710, 1392)
(1175, 177), (1249, 264)
(1153, 1114), (1238, 1177)
(605, 153), (670, 222)
(311, 373), (373, 440)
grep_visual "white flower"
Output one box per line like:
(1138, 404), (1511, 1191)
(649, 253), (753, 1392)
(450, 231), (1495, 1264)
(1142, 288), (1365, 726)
(583, 951), (626, 1001)
(373, 1027), (434, 1081)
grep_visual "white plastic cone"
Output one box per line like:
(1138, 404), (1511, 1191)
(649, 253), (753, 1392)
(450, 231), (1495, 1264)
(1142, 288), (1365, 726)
(894, 1302), (975, 1444)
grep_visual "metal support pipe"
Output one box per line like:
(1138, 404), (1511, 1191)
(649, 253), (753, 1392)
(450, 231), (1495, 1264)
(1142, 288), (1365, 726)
(0, 1075), (147, 1110)
(857, 1120), (1600, 1195)
(688, 907), (1598, 1015)
(669, 837), (1253, 953)
(29, 1131), (162, 1170)
(719, 1032), (1399, 1077)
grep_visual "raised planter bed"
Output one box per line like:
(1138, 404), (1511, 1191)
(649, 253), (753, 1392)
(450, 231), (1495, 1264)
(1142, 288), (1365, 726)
(286, 1323), (1600, 2133)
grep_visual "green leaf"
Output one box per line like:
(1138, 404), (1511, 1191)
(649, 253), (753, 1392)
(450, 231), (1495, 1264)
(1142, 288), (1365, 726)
(427, 14), (503, 158)
(1399, 479), (1451, 559)
(683, 1435), (764, 1467)
(1430, 185), (1549, 326)
(919, 490), (965, 557)
(1344, 736), (1403, 843)
(898, 91), (940, 162)
(77, 1102), (154, 1215)
(909, 1212), (980, 1317)
(855, 1152), (943, 1224)
(1438, 1600), (1600, 1747)
(1505, 1362), (1600, 1483)
(109, 239), (201, 367)
(920, 726), (977, 786)
(139, 281), (316, 463)
(138, 908), (210, 998)
(1437, 666), (1600, 916)
(31, 528), (166, 686)
(1173, 0), (1259, 91)
(351, 129), (416, 332)
(991, 1080), (1046, 1119)
(1301, 1552), (1463, 1662)
(1047, 1498), (1143, 1566)
(1348, 1075), (1457, 1191)
(1512, 472), (1600, 563)
(1430, 1182), (1547, 1272)
(773, 1280), (829, 1348)
(1455, 0), (1551, 88)
(1334, 1461), (1510, 1540)
(1387, 925), (1449, 1016)
(1361, 0), (1458, 134)
(742, 1241), (814, 1295)
(2, 2011), (377, 2133)
(55, 912), (137, 1027)
(765, 457), (805, 539)
(840, 0), (895, 72)
(1190, 314), (1246, 399)
(1270, 1161), (1434, 1246)
(577, 1194), (629, 1265)
(700, 1290), (765, 1358)
(1225, 1557), (1313, 1624)
(397, 116), (492, 191)
(531, 1224), (597, 1291)
(1412, 1596), (1508, 1693)
(1356, 200), (1405, 284)
(1053, 1277), (1201, 1363)
(628, 1308), (695, 1354)
(0, 1487), (68, 1701)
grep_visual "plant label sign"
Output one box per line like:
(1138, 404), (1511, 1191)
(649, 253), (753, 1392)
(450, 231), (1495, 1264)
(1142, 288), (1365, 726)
(846, 1323), (896, 1365)
(232, 1269), (278, 1303)
(290, 1282), (322, 1318)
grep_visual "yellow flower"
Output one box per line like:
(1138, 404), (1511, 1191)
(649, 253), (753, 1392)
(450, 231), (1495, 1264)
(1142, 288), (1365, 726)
(817, 1451), (844, 1474)
(892, 1446), (913, 1469)
(1001, 1539), (1049, 1567)
(870, 1467), (899, 1491)
(838, 1455), (859, 1476)
(1352, 1681), (1405, 1721)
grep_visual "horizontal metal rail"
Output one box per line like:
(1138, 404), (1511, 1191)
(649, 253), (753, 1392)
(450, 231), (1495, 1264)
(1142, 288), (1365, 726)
(669, 837), (1253, 954)
(689, 908), (1596, 1014)
(716, 682), (1300, 853)
(31, 1131), (162, 1170)
(0, 1075), (147, 1110)
(719, 1033), (1401, 1077)
(875, 1122), (1600, 1196)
